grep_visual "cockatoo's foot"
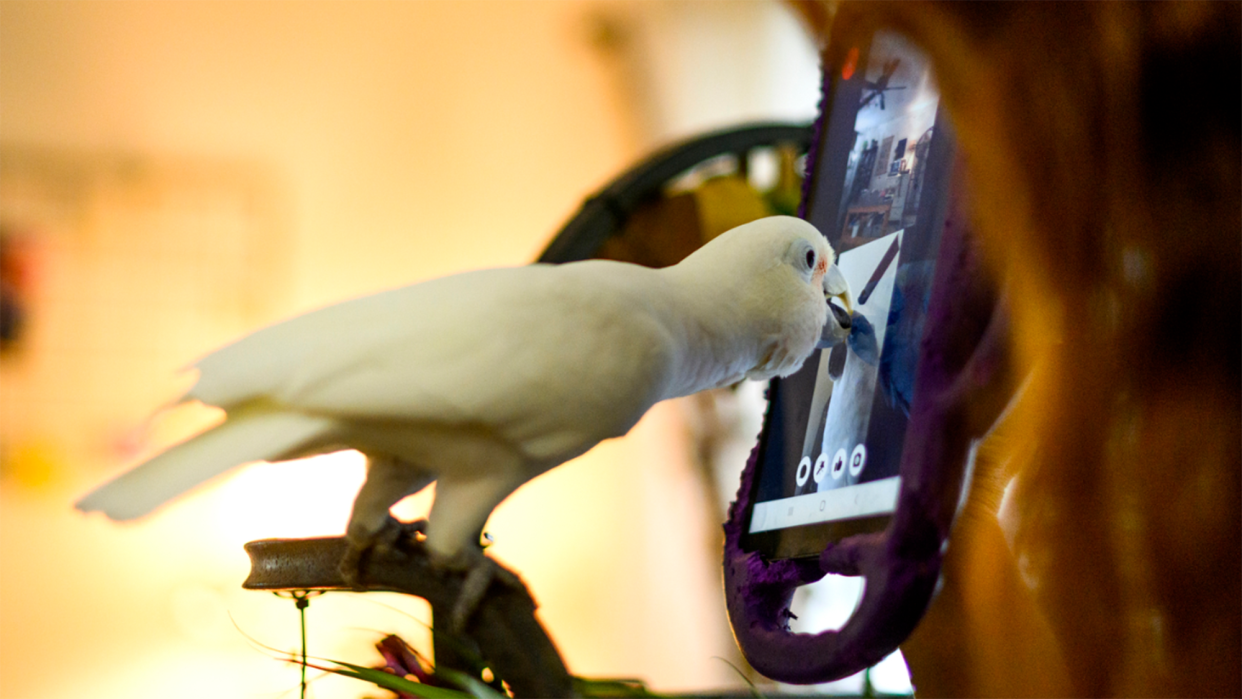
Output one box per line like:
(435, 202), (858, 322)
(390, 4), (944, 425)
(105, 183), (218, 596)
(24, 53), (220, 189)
(339, 517), (427, 588)
(428, 547), (523, 632)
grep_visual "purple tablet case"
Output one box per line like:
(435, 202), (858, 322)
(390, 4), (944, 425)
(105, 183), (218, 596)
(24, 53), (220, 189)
(723, 197), (1015, 682)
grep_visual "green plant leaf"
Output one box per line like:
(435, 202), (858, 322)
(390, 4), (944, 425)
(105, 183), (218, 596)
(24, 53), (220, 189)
(712, 656), (764, 698)
(572, 676), (665, 697)
(435, 666), (509, 699)
(311, 658), (471, 699)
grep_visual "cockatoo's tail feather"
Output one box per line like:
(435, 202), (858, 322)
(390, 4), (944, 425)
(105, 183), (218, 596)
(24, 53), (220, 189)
(75, 406), (336, 520)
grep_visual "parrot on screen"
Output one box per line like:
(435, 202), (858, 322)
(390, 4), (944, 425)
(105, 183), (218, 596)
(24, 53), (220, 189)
(77, 215), (853, 625)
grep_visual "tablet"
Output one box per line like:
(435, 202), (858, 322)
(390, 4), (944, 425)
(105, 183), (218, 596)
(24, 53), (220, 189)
(743, 29), (957, 560)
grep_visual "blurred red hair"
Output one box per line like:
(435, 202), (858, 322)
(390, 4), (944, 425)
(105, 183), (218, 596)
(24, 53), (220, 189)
(788, 2), (1241, 696)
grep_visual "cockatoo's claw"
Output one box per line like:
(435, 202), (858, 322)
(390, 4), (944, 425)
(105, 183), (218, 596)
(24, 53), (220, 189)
(394, 518), (429, 540)
(450, 555), (524, 632)
(338, 542), (367, 589)
(451, 560), (493, 632)
(426, 547), (523, 633)
(339, 517), (429, 589)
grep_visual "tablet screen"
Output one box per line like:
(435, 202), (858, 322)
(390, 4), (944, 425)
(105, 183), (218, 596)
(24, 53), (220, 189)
(745, 30), (955, 558)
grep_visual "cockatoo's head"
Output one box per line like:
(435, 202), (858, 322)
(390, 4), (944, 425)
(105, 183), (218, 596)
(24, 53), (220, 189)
(680, 216), (853, 380)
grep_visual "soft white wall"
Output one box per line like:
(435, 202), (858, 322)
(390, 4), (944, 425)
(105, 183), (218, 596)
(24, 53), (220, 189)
(601, 0), (821, 144)
(0, 0), (638, 307)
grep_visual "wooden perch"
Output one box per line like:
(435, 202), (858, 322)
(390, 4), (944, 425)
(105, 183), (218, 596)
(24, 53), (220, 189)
(242, 532), (575, 698)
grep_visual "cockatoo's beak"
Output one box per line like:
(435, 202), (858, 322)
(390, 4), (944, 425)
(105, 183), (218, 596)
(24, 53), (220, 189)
(817, 264), (854, 349)
(823, 264), (852, 313)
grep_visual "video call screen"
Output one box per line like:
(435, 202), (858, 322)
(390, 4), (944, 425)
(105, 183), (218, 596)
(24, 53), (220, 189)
(748, 31), (954, 546)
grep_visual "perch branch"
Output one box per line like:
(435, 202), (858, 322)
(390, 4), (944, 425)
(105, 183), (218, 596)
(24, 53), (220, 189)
(242, 532), (575, 698)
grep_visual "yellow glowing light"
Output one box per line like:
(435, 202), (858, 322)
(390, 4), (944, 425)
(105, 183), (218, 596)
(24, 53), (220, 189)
(210, 450), (368, 542)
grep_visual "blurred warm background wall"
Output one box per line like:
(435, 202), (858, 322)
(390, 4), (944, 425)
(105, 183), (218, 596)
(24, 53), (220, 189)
(0, 1), (822, 697)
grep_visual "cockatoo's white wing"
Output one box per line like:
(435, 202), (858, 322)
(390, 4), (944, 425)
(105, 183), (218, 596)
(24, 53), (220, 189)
(186, 270), (516, 412)
(188, 262), (677, 462)
(78, 214), (850, 615)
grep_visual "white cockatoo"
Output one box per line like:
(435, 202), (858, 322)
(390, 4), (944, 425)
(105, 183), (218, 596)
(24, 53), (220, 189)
(77, 215), (852, 623)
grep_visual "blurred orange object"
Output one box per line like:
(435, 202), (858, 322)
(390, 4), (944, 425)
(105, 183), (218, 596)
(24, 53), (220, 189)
(3, 438), (64, 490)
(790, 2), (1240, 696)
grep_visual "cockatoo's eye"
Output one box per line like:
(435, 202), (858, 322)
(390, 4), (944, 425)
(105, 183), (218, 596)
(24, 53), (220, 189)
(792, 239), (817, 274)
(790, 238), (820, 279)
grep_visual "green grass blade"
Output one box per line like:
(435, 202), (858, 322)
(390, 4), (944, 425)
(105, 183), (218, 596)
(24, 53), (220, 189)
(435, 666), (509, 699)
(572, 677), (665, 697)
(316, 659), (471, 699)
(712, 656), (764, 698)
